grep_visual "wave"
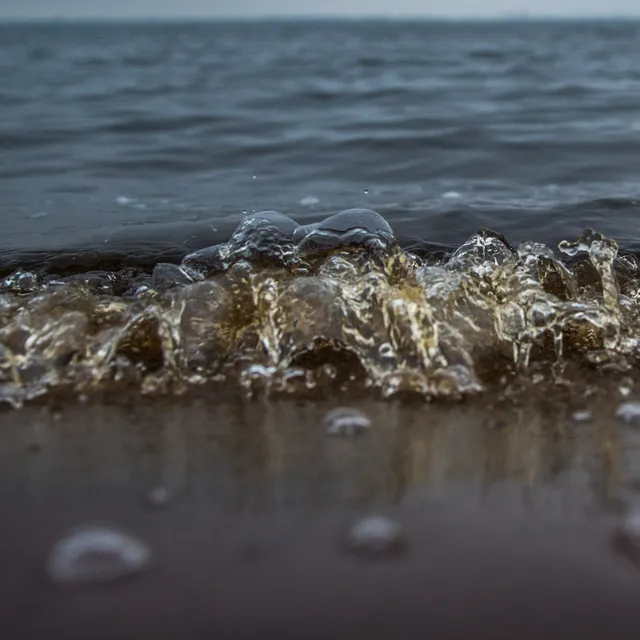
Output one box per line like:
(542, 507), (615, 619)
(1, 208), (639, 408)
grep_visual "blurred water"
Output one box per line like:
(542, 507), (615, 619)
(1, 19), (640, 260)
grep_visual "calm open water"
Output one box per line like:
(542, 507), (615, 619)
(2, 19), (640, 264)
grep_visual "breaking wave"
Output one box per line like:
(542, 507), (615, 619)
(2, 208), (639, 408)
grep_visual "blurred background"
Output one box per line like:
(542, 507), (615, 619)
(1, 1), (640, 259)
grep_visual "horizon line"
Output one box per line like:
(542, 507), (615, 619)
(2, 13), (640, 23)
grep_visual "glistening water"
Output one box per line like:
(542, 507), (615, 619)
(2, 20), (640, 406)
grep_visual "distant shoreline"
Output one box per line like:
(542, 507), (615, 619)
(2, 15), (640, 26)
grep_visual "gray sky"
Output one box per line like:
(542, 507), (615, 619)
(1, 0), (639, 19)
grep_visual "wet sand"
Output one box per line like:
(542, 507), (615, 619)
(2, 390), (640, 638)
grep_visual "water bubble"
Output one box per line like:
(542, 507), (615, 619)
(571, 409), (593, 423)
(226, 211), (299, 264)
(616, 402), (640, 423)
(344, 515), (407, 559)
(324, 407), (372, 436)
(252, 175), (256, 180)
(378, 342), (395, 359)
(145, 486), (170, 508)
(182, 244), (228, 278)
(1, 269), (39, 294)
(294, 208), (395, 258)
(363, 189), (369, 195)
(442, 191), (461, 199)
(447, 228), (515, 275)
(47, 523), (152, 587)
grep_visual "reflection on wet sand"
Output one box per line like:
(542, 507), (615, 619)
(1, 391), (638, 514)
(3, 392), (640, 638)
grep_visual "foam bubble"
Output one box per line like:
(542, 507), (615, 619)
(344, 515), (407, 558)
(324, 407), (372, 436)
(47, 523), (151, 587)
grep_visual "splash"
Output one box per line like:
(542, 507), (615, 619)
(1, 209), (639, 407)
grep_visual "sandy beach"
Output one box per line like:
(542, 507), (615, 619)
(2, 388), (640, 638)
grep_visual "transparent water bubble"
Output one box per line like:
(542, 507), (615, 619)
(294, 209), (395, 258)
(378, 342), (395, 359)
(0, 269), (39, 294)
(323, 407), (372, 436)
(226, 211), (299, 264)
(447, 228), (515, 275)
(344, 515), (407, 559)
(182, 244), (229, 277)
(47, 523), (152, 587)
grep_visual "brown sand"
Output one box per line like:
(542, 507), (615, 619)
(2, 390), (640, 638)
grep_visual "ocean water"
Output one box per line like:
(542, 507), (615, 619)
(2, 20), (640, 405)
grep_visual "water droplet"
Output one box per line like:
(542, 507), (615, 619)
(363, 189), (369, 195)
(620, 386), (632, 397)
(616, 401), (640, 423)
(344, 515), (407, 559)
(116, 196), (132, 205)
(442, 191), (461, 199)
(324, 407), (372, 436)
(572, 409), (593, 423)
(252, 175), (256, 180)
(378, 342), (395, 359)
(47, 523), (152, 587)
(145, 486), (170, 508)
(300, 196), (319, 206)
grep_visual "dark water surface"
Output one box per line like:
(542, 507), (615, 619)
(2, 19), (640, 260)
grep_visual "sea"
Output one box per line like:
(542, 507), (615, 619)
(2, 19), (640, 406)
(4, 23), (640, 631)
